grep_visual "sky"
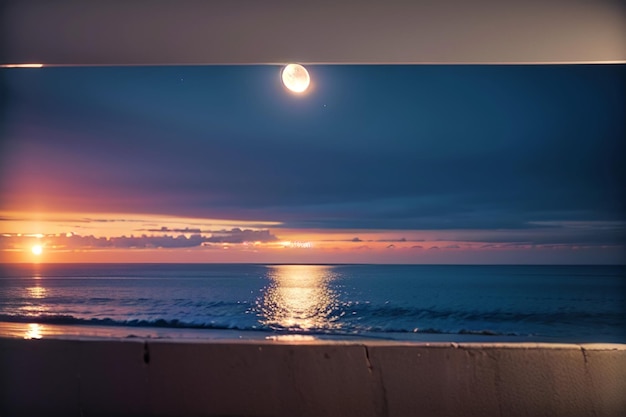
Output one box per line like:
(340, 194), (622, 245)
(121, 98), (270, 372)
(0, 64), (624, 263)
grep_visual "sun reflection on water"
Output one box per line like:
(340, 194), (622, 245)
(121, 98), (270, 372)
(24, 323), (43, 339)
(27, 285), (47, 299)
(20, 277), (50, 316)
(257, 265), (341, 332)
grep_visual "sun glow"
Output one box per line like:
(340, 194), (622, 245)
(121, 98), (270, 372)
(31, 245), (43, 256)
(24, 323), (43, 339)
(281, 241), (312, 249)
(1, 63), (43, 68)
(258, 265), (340, 331)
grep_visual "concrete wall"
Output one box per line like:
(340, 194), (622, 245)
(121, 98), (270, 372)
(1, 339), (625, 417)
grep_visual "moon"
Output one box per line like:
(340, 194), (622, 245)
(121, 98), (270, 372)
(281, 64), (310, 93)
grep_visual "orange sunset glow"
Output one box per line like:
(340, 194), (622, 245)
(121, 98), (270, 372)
(1, 4), (625, 417)
(0, 64), (623, 265)
(1, 209), (623, 264)
(31, 244), (43, 256)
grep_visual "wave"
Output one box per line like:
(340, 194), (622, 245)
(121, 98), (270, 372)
(338, 304), (623, 325)
(0, 314), (251, 331)
(0, 313), (526, 338)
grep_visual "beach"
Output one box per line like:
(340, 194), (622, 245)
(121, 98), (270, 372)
(2, 264), (625, 415)
(2, 3), (625, 415)
(1, 330), (625, 416)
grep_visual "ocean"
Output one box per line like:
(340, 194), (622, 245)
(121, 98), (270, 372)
(0, 263), (624, 343)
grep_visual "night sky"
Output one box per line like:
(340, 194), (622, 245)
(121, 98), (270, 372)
(1, 64), (624, 263)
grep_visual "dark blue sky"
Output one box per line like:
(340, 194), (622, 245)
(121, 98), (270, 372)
(1, 64), (625, 256)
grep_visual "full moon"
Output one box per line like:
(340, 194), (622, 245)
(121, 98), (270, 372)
(281, 64), (310, 93)
(31, 245), (43, 256)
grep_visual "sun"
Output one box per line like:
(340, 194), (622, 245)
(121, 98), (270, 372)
(31, 245), (43, 256)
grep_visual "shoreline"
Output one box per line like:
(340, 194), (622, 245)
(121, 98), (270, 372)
(0, 320), (599, 344)
(1, 331), (624, 416)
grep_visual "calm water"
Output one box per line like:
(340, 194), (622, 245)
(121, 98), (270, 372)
(0, 264), (624, 342)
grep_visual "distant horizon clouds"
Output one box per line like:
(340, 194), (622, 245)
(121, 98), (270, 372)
(1, 64), (624, 263)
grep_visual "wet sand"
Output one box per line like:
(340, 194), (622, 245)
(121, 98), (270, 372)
(0, 321), (578, 343)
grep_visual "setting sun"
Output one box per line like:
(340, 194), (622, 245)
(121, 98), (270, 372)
(31, 245), (43, 256)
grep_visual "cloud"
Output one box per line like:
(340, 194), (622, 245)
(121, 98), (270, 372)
(0, 214), (149, 224)
(138, 227), (203, 233)
(0, 228), (278, 249)
(2, 65), (624, 249)
(0, 234), (206, 249)
(527, 221), (626, 230)
(134, 227), (280, 243)
(205, 228), (277, 244)
(319, 236), (424, 243)
(108, 234), (205, 248)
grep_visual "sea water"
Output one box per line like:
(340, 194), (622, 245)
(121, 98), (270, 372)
(0, 263), (624, 342)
